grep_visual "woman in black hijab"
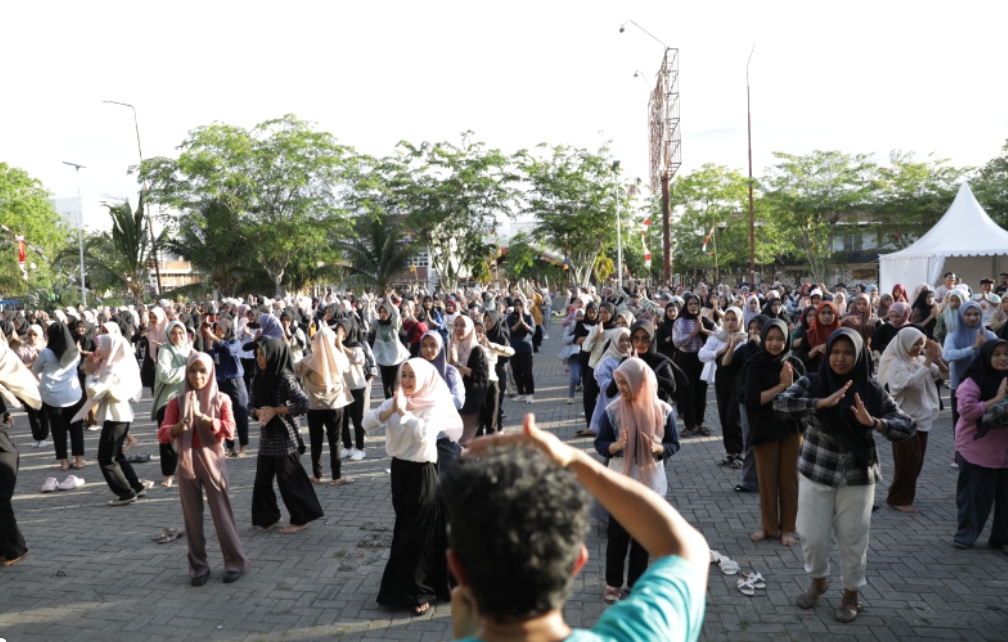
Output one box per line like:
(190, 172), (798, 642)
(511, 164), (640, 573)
(481, 309), (510, 432)
(773, 328), (915, 623)
(725, 314), (768, 492)
(672, 294), (716, 437)
(627, 320), (678, 403)
(249, 339), (323, 534)
(910, 289), (938, 339)
(573, 303), (600, 436)
(32, 322), (86, 471)
(743, 319), (806, 546)
(655, 301), (681, 362)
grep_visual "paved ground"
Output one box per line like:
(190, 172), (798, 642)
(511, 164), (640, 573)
(2, 327), (1007, 642)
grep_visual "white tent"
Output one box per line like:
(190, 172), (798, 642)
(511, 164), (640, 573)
(879, 182), (1008, 294)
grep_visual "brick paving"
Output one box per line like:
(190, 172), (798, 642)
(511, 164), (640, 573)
(2, 327), (1007, 641)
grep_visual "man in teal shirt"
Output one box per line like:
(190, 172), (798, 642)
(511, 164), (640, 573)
(443, 415), (708, 642)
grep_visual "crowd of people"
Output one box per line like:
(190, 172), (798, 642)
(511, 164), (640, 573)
(0, 270), (1005, 637)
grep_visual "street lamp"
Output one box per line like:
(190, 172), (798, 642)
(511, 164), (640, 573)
(103, 100), (163, 294)
(619, 20), (669, 49)
(61, 161), (87, 305)
(746, 46), (756, 285)
(632, 70), (652, 91)
(612, 160), (623, 290)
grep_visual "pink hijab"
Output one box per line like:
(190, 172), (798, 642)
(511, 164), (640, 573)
(610, 358), (669, 488)
(147, 307), (168, 360)
(399, 358), (463, 442)
(450, 314), (478, 367)
(177, 352), (228, 483)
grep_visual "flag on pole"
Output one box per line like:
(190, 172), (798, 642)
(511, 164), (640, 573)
(641, 216), (651, 267)
(701, 226), (716, 255)
(16, 237), (26, 279)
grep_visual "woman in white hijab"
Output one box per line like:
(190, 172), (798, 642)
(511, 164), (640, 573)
(294, 327), (354, 485)
(17, 325), (49, 447)
(878, 327), (947, 514)
(365, 358), (462, 615)
(75, 334), (150, 505)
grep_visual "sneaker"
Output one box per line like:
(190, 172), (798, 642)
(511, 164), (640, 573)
(514, 395), (526, 403)
(351, 449), (366, 461)
(136, 489), (147, 498)
(87, 425), (101, 431)
(526, 395), (534, 404)
(57, 475), (85, 490)
(41, 477), (59, 493)
(567, 397), (574, 405)
(340, 448), (351, 459)
(139, 479), (155, 489)
(108, 495), (137, 506)
(32, 440), (48, 448)
(950, 462), (959, 469)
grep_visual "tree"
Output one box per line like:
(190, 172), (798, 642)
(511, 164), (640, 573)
(762, 151), (880, 283)
(162, 200), (253, 298)
(396, 134), (517, 291)
(333, 210), (414, 293)
(0, 163), (70, 295)
(140, 114), (353, 296)
(57, 196), (155, 304)
(871, 151), (965, 250)
(518, 144), (623, 287)
(973, 139), (1008, 229)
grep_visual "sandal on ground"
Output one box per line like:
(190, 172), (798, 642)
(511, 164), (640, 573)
(696, 426), (712, 436)
(717, 556), (739, 576)
(603, 586), (622, 603)
(730, 457), (744, 469)
(0, 551), (28, 566)
(734, 484), (752, 492)
(127, 453), (151, 463)
(834, 596), (860, 623)
(311, 476), (325, 484)
(716, 456), (734, 466)
(679, 427), (695, 438)
(150, 528), (185, 543)
(737, 575), (757, 596)
(575, 429), (594, 437)
(413, 603), (430, 615)
(741, 571), (766, 589)
(332, 476), (356, 486)
(797, 580), (829, 609)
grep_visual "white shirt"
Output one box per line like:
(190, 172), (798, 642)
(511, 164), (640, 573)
(85, 372), (135, 424)
(363, 398), (438, 463)
(31, 350), (82, 408)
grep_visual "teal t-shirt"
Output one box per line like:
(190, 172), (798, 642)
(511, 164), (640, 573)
(458, 555), (705, 642)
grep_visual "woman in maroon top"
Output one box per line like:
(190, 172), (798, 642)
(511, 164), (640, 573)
(402, 302), (430, 359)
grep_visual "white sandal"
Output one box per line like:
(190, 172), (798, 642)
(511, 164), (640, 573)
(744, 572), (766, 589)
(710, 549), (740, 575)
(737, 575), (756, 596)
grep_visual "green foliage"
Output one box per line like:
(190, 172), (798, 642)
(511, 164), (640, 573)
(140, 114), (353, 296)
(0, 163), (70, 296)
(974, 139), (1008, 228)
(517, 143), (625, 287)
(872, 151), (965, 250)
(334, 210), (414, 294)
(56, 196), (154, 303)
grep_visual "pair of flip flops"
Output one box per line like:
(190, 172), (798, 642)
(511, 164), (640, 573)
(150, 528), (185, 543)
(736, 572), (766, 596)
(127, 453), (151, 463)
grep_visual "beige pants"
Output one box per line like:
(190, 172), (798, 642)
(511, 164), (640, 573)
(178, 447), (250, 577)
(753, 432), (803, 536)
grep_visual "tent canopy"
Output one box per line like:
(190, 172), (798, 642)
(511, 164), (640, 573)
(879, 182), (1008, 294)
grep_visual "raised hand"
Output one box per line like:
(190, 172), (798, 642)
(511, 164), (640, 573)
(850, 393), (876, 427)
(393, 389), (408, 416)
(974, 329), (988, 350)
(816, 381), (852, 410)
(997, 378), (1008, 404)
(779, 361), (794, 389)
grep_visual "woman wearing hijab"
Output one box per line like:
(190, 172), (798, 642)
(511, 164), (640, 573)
(588, 328), (633, 436)
(909, 288), (939, 338)
(655, 301), (680, 362)
(842, 294), (880, 348)
(158, 352), (250, 585)
(879, 328), (946, 513)
(797, 301), (840, 373)
(935, 289), (966, 345)
(743, 319), (806, 545)
(774, 328), (915, 623)
(205, 318), (250, 458)
(699, 307), (747, 467)
(742, 295), (762, 328)
(482, 309), (511, 429)
(944, 301), (997, 436)
(334, 319), (369, 461)
(76, 334), (150, 505)
(870, 301), (910, 361)
(237, 307), (258, 393)
(594, 358), (680, 603)
(0, 333), (41, 566)
(140, 308), (168, 392)
(574, 303), (601, 435)
(952, 339), (1008, 549)
(673, 294), (716, 437)
(474, 319), (514, 436)
(279, 309), (307, 361)
(370, 298), (411, 400)
(629, 320), (678, 402)
(448, 315), (488, 445)
(507, 298), (536, 404)
(32, 322), (86, 471)
(17, 325), (49, 448)
(153, 321), (193, 488)
(892, 283), (909, 304)
(249, 338), (322, 534)
(295, 327), (355, 485)
(561, 309), (584, 405)
(418, 330), (464, 473)
(364, 358), (461, 614)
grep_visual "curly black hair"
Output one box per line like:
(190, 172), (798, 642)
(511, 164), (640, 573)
(441, 445), (589, 622)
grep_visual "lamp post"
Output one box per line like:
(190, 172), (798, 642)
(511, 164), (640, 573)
(612, 160), (623, 289)
(103, 100), (163, 295)
(61, 161), (87, 305)
(746, 46), (756, 285)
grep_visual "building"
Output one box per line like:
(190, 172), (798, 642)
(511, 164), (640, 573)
(51, 197), (83, 230)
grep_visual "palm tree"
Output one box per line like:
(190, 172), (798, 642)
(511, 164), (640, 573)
(56, 196), (155, 303)
(333, 212), (413, 293)
(162, 199), (251, 298)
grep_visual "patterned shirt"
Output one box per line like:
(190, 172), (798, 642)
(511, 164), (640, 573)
(672, 318), (704, 353)
(773, 376), (915, 487)
(248, 373), (310, 457)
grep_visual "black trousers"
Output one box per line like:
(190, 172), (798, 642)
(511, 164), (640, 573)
(583, 364), (598, 428)
(342, 388), (366, 450)
(45, 400), (85, 460)
(380, 364), (400, 399)
(676, 351), (708, 430)
(218, 377), (249, 449)
(716, 375), (743, 455)
(0, 431), (27, 562)
(25, 402), (49, 441)
(251, 453), (324, 527)
(97, 421), (143, 500)
(307, 408), (344, 480)
(479, 380), (501, 436)
(495, 360), (507, 427)
(156, 405), (177, 477)
(532, 325), (543, 352)
(606, 516), (649, 589)
(954, 455), (1008, 547)
(240, 358), (257, 395)
(951, 387), (960, 443)
(511, 352), (535, 395)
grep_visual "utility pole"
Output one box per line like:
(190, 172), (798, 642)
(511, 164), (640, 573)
(746, 46), (756, 285)
(62, 162), (87, 305)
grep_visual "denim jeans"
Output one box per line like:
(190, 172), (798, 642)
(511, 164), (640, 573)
(567, 359), (582, 398)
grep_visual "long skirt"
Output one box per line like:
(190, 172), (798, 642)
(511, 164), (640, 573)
(178, 448), (250, 577)
(377, 458), (451, 608)
(251, 453), (324, 527)
(0, 430), (27, 562)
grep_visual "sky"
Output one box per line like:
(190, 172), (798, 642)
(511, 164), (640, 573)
(2, 0), (1006, 232)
